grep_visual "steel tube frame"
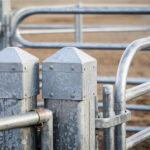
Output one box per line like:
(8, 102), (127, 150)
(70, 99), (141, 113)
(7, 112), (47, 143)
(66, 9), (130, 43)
(75, 3), (82, 42)
(0, 109), (53, 150)
(126, 81), (150, 101)
(19, 24), (150, 32)
(98, 102), (150, 111)
(126, 127), (150, 149)
(103, 85), (114, 150)
(115, 37), (150, 150)
(10, 6), (150, 49)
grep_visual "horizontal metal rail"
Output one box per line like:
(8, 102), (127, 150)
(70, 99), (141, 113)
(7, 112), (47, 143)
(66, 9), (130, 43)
(97, 76), (150, 84)
(98, 102), (150, 111)
(19, 24), (150, 32)
(126, 81), (150, 101)
(11, 6), (150, 49)
(126, 126), (147, 132)
(19, 25), (150, 35)
(0, 109), (53, 150)
(126, 127), (150, 149)
(0, 109), (50, 130)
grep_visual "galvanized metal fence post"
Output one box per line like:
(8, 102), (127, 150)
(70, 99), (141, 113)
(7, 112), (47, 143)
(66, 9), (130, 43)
(42, 47), (97, 150)
(103, 85), (114, 150)
(75, 3), (83, 42)
(0, 47), (39, 149)
(0, 0), (11, 50)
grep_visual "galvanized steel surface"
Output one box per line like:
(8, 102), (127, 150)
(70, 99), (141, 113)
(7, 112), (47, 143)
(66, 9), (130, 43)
(0, 47), (39, 99)
(0, 47), (39, 150)
(0, 97), (36, 150)
(126, 81), (150, 101)
(10, 6), (150, 49)
(42, 47), (96, 100)
(103, 85), (114, 150)
(126, 127), (150, 149)
(96, 110), (131, 129)
(43, 47), (97, 150)
(115, 37), (150, 150)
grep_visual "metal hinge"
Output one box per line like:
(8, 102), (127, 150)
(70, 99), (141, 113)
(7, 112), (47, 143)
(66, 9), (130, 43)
(95, 110), (131, 129)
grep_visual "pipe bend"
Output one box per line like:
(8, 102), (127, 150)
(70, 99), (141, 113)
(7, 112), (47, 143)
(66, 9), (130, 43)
(115, 36), (150, 113)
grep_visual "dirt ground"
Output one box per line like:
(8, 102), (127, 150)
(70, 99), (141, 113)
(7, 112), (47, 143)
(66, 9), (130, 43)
(11, 0), (150, 149)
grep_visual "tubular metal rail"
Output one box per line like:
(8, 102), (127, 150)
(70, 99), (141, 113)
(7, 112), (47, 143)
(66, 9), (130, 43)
(0, 109), (53, 150)
(7, 5), (150, 148)
(115, 37), (150, 150)
(10, 5), (150, 49)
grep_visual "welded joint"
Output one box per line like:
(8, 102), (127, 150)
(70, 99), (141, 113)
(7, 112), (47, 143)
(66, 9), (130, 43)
(95, 110), (131, 129)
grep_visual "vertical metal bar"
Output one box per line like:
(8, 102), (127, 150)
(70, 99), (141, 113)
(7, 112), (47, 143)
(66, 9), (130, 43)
(74, 3), (83, 42)
(103, 85), (114, 150)
(42, 47), (97, 150)
(41, 110), (53, 150)
(95, 96), (99, 150)
(0, 0), (11, 50)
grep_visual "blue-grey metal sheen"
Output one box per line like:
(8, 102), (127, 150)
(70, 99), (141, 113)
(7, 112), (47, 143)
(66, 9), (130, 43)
(0, 47), (39, 150)
(115, 36), (150, 150)
(42, 47), (97, 150)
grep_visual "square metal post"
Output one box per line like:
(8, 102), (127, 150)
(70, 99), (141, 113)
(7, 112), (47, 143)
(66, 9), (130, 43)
(42, 47), (97, 150)
(0, 47), (39, 149)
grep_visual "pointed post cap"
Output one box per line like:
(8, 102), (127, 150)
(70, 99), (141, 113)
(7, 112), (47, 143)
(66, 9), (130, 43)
(0, 47), (39, 99)
(42, 47), (97, 100)
(43, 47), (96, 72)
(0, 47), (39, 72)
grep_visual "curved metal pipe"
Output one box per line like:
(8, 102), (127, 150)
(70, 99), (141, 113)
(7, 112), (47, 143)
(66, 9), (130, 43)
(10, 6), (150, 49)
(115, 36), (150, 150)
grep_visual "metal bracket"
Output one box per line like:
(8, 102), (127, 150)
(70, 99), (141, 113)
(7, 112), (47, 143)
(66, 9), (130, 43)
(95, 110), (131, 129)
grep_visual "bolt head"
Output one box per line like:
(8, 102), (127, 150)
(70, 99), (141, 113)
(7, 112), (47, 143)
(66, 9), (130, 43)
(11, 67), (16, 71)
(12, 93), (16, 98)
(71, 66), (74, 71)
(49, 65), (54, 70)
(71, 95), (75, 98)
(50, 93), (54, 97)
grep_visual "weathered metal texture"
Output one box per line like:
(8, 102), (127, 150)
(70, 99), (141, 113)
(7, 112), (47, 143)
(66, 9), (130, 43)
(42, 47), (96, 100)
(0, 97), (36, 150)
(0, 0), (11, 50)
(95, 110), (131, 129)
(41, 110), (53, 150)
(115, 37), (150, 150)
(0, 47), (39, 99)
(43, 47), (97, 150)
(0, 47), (39, 149)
